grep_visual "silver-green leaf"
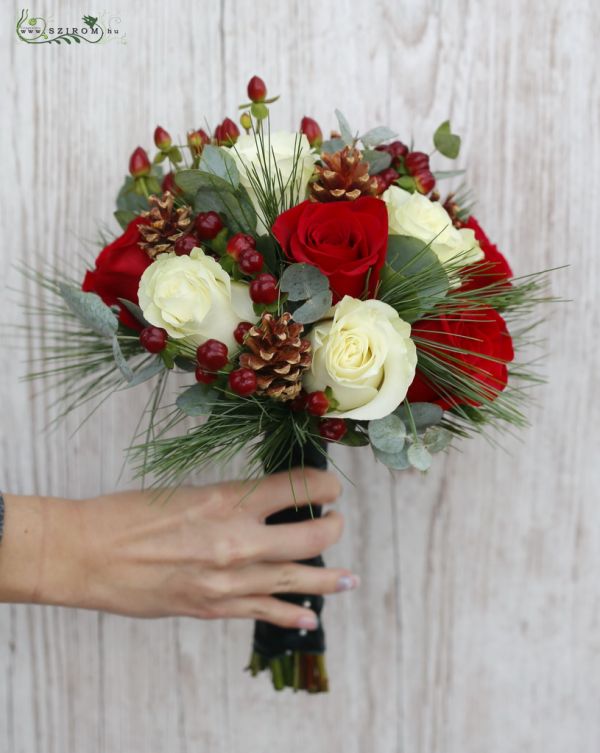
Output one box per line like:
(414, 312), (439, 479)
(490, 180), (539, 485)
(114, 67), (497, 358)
(199, 145), (240, 188)
(396, 402), (443, 431)
(407, 442), (432, 471)
(124, 358), (165, 388)
(368, 414), (407, 453)
(291, 290), (332, 324)
(280, 263), (330, 300)
(176, 383), (218, 417)
(112, 336), (134, 382)
(360, 126), (398, 149)
(335, 109), (354, 145)
(423, 426), (453, 453)
(373, 445), (411, 471)
(58, 283), (118, 337)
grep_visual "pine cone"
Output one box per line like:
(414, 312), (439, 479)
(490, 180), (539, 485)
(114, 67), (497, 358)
(139, 192), (193, 258)
(239, 313), (312, 401)
(310, 146), (377, 203)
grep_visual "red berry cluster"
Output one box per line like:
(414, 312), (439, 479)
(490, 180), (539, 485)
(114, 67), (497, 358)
(224, 234), (277, 304)
(374, 140), (436, 196)
(195, 338), (229, 384)
(291, 390), (347, 442)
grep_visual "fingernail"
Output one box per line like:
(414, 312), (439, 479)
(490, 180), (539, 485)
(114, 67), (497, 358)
(336, 574), (360, 592)
(297, 614), (318, 630)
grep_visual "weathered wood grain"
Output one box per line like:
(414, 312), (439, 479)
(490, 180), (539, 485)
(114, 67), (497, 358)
(1, 0), (599, 751)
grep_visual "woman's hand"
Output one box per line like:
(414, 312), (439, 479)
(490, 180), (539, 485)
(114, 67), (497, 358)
(0, 469), (358, 630)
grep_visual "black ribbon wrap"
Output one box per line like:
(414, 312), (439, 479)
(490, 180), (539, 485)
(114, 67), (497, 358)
(252, 439), (327, 659)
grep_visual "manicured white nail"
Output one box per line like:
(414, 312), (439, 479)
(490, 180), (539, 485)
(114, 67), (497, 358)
(336, 574), (360, 592)
(297, 614), (318, 630)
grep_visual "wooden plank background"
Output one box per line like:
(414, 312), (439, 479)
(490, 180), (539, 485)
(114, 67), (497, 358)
(1, 0), (599, 751)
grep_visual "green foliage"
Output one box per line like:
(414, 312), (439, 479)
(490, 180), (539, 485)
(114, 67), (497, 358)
(176, 383), (219, 417)
(175, 169), (257, 234)
(198, 145), (240, 187)
(335, 109), (354, 145)
(57, 284), (118, 337)
(378, 235), (449, 321)
(368, 414), (406, 453)
(360, 126), (398, 149)
(280, 263), (332, 324)
(362, 149), (392, 174)
(433, 121), (461, 159)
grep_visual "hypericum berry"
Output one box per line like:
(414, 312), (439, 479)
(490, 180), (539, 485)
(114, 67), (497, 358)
(214, 118), (240, 146)
(379, 167), (399, 188)
(129, 146), (151, 177)
(154, 126), (172, 150)
(234, 321), (253, 345)
(226, 232), (256, 261)
(195, 367), (217, 384)
(161, 172), (182, 195)
(228, 367), (257, 396)
(195, 211), (224, 240)
(187, 129), (210, 155)
(373, 174), (389, 195)
(240, 112), (252, 132)
(140, 326), (168, 353)
(290, 392), (308, 412)
(414, 170), (436, 194)
(300, 116), (323, 148)
(238, 248), (264, 275)
(247, 75), (267, 102)
(196, 339), (229, 371)
(319, 418), (347, 442)
(376, 140), (409, 162)
(306, 390), (329, 416)
(250, 273), (278, 304)
(405, 151), (430, 174)
(174, 234), (199, 255)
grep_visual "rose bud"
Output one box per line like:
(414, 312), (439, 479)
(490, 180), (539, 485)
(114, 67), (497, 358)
(247, 76), (267, 103)
(153, 126), (172, 150)
(129, 146), (151, 178)
(300, 116), (323, 148)
(214, 118), (240, 146)
(187, 128), (210, 155)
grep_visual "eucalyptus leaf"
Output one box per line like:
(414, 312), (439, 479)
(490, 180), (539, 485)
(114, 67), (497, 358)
(291, 290), (332, 324)
(335, 109), (354, 145)
(360, 126), (398, 149)
(321, 138), (346, 154)
(58, 284), (118, 337)
(362, 149), (392, 174)
(395, 402), (443, 431)
(368, 414), (407, 453)
(117, 298), (151, 328)
(423, 425), (453, 453)
(280, 263), (329, 300)
(124, 358), (165, 388)
(112, 336), (134, 382)
(176, 383), (218, 416)
(174, 356), (198, 372)
(407, 442), (432, 471)
(114, 209), (137, 229)
(433, 121), (461, 159)
(373, 445), (411, 471)
(433, 169), (466, 180)
(115, 176), (150, 213)
(194, 184), (257, 234)
(199, 145), (240, 187)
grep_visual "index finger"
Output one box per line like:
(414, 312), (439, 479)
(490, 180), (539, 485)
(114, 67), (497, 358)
(233, 468), (342, 519)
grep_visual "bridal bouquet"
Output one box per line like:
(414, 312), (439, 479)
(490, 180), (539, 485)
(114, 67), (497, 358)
(26, 76), (554, 693)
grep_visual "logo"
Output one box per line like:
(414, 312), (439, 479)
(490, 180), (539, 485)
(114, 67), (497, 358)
(16, 8), (126, 45)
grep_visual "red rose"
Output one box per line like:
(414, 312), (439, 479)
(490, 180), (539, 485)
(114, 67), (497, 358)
(460, 216), (513, 292)
(272, 197), (388, 302)
(82, 217), (151, 330)
(407, 307), (514, 409)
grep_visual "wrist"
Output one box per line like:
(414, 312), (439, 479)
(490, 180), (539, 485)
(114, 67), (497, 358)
(0, 494), (86, 607)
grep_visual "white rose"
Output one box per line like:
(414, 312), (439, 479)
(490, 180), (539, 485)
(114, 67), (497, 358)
(304, 296), (417, 420)
(138, 248), (254, 349)
(230, 131), (317, 231)
(382, 185), (483, 268)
